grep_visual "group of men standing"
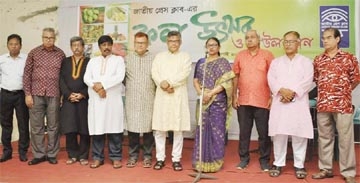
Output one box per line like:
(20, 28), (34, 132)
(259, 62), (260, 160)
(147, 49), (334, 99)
(232, 28), (359, 183)
(0, 26), (359, 183)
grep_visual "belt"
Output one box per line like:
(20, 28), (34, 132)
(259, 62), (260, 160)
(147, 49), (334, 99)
(1, 88), (24, 94)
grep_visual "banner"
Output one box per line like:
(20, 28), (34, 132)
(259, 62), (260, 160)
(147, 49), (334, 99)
(77, 0), (356, 61)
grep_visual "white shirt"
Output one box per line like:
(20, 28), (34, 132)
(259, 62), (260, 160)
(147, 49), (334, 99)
(0, 53), (27, 90)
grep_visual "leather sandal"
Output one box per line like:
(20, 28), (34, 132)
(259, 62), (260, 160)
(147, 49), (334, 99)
(66, 158), (77, 165)
(126, 159), (137, 168)
(90, 160), (104, 169)
(112, 160), (122, 169)
(269, 166), (282, 177)
(294, 167), (307, 179)
(143, 159), (152, 168)
(153, 160), (165, 170)
(312, 169), (334, 179)
(172, 161), (183, 171)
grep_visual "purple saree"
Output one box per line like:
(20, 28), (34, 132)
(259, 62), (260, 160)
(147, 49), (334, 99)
(192, 57), (234, 172)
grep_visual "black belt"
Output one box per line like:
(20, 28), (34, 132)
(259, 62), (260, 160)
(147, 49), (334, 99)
(1, 88), (24, 94)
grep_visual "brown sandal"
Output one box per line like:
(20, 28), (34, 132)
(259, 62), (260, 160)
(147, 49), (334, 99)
(143, 159), (152, 168)
(90, 160), (104, 168)
(126, 159), (137, 168)
(66, 158), (77, 165)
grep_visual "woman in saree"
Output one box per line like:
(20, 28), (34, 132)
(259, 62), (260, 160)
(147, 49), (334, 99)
(192, 37), (235, 172)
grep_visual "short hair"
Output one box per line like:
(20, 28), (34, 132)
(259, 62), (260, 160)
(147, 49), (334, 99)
(134, 32), (148, 41)
(246, 29), (260, 39)
(283, 31), (300, 39)
(323, 27), (341, 45)
(7, 34), (22, 45)
(167, 31), (181, 39)
(70, 36), (85, 46)
(98, 35), (113, 46)
(42, 27), (55, 34)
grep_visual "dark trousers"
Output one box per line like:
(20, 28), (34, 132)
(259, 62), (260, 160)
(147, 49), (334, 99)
(92, 133), (123, 161)
(0, 90), (29, 156)
(237, 105), (271, 164)
(65, 132), (90, 160)
(128, 131), (154, 160)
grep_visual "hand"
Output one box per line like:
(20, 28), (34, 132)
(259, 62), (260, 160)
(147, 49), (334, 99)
(166, 87), (174, 93)
(97, 89), (106, 98)
(232, 95), (239, 109)
(202, 91), (212, 104)
(160, 80), (170, 91)
(93, 82), (103, 92)
(267, 97), (272, 108)
(25, 95), (34, 108)
(279, 88), (295, 102)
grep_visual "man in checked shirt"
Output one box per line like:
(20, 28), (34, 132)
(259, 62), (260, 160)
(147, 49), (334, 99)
(23, 27), (66, 165)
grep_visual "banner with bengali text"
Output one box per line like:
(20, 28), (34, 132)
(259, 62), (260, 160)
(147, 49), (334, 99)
(78, 0), (356, 61)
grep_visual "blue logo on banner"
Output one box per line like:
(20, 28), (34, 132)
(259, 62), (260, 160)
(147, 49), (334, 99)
(320, 6), (349, 48)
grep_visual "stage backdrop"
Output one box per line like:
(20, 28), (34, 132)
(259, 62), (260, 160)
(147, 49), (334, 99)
(69, 0), (357, 61)
(59, 0), (359, 140)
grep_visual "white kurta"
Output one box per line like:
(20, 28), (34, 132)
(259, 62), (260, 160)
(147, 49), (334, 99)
(267, 54), (314, 138)
(151, 51), (191, 131)
(84, 54), (125, 135)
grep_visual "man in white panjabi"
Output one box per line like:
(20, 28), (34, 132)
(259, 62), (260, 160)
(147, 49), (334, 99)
(84, 35), (125, 169)
(267, 31), (314, 179)
(151, 31), (191, 171)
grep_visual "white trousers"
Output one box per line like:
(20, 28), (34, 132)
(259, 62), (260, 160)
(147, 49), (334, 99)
(154, 130), (183, 162)
(272, 134), (308, 168)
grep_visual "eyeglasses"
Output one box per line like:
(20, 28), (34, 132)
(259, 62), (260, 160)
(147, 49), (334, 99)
(135, 42), (148, 45)
(206, 44), (218, 48)
(167, 40), (180, 44)
(42, 36), (55, 41)
(283, 40), (298, 45)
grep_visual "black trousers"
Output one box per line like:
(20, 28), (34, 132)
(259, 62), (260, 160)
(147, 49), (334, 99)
(0, 89), (29, 156)
(237, 105), (271, 164)
(128, 131), (154, 160)
(65, 132), (90, 160)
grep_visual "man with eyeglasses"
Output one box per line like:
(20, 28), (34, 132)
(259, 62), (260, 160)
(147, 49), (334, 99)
(124, 32), (155, 168)
(312, 28), (360, 183)
(151, 31), (191, 171)
(23, 27), (66, 165)
(232, 29), (274, 171)
(267, 31), (314, 179)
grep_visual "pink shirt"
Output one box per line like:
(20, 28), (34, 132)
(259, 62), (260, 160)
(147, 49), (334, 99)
(232, 49), (274, 109)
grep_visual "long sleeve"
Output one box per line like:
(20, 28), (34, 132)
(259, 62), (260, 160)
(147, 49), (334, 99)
(23, 50), (34, 95)
(151, 54), (162, 86)
(102, 56), (125, 90)
(267, 59), (281, 96)
(167, 53), (191, 88)
(59, 61), (71, 99)
(291, 58), (314, 98)
(83, 59), (94, 88)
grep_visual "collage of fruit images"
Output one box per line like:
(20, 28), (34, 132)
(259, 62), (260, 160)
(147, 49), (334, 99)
(79, 4), (129, 57)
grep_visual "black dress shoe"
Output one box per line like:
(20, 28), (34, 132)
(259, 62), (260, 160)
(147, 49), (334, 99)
(19, 154), (28, 162)
(28, 156), (47, 165)
(0, 155), (12, 163)
(48, 157), (58, 164)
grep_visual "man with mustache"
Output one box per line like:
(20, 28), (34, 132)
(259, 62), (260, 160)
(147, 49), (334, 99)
(59, 36), (90, 166)
(84, 35), (125, 169)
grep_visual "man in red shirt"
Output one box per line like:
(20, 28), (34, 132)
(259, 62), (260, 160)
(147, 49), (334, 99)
(23, 27), (66, 165)
(312, 28), (360, 183)
(232, 30), (274, 171)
